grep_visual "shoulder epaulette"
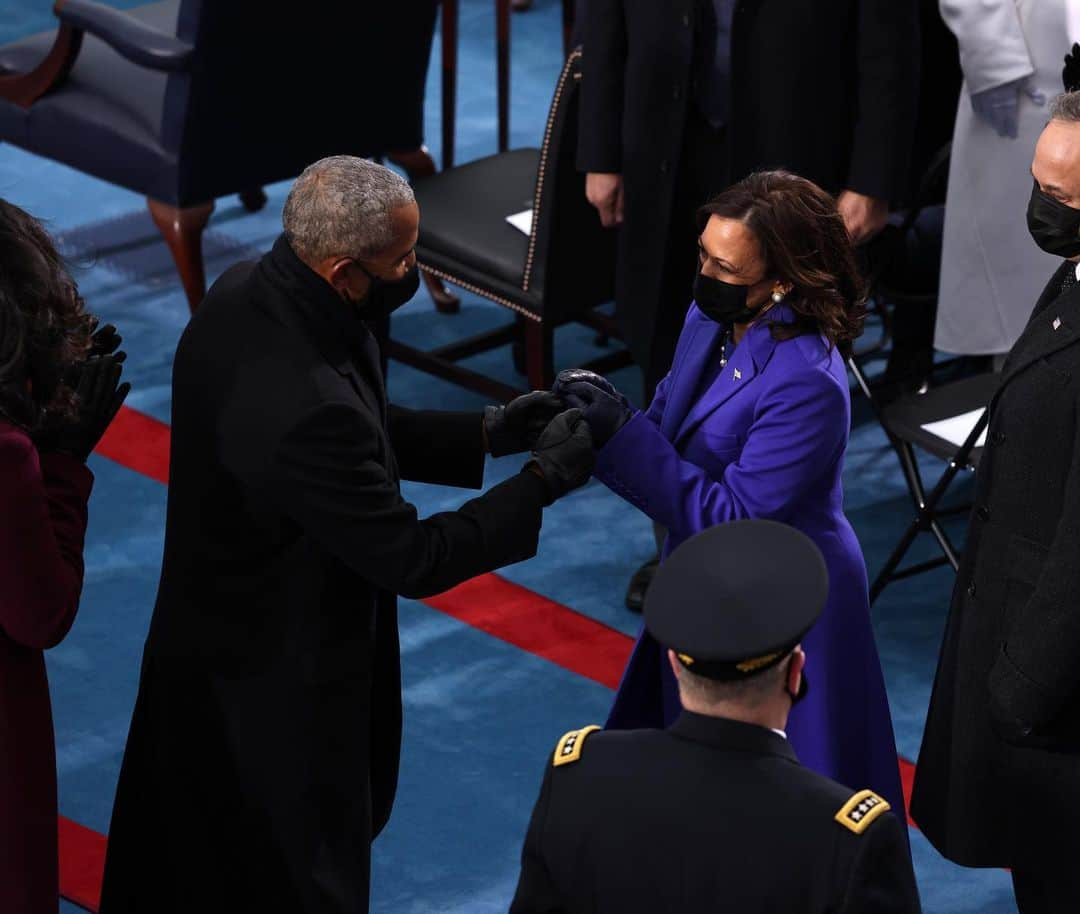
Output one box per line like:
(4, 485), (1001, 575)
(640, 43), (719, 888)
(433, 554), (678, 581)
(552, 726), (601, 767)
(834, 789), (891, 834)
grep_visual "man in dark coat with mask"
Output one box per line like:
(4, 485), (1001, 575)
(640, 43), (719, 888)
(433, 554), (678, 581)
(99, 157), (594, 914)
(912, 89), (1080, 914)
(577, 0), (919, 607)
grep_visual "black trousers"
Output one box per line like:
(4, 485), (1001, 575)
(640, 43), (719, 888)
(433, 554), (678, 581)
(1013, 869), (1080, 914)
(644, 108), (727, 402)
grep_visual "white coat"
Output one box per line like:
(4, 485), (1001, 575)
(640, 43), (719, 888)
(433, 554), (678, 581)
(935, 0), (1076, 355)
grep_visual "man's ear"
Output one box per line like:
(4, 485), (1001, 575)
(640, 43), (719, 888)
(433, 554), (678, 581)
(786, 647), (806, 696)
(326, 258), (356, 296)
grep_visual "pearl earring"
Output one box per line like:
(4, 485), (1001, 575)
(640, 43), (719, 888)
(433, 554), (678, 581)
(771, 289), (784, 303)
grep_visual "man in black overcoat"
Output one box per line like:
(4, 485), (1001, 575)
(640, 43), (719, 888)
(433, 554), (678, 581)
(577, 0), (919, 605)
(912, 92), (1080, 914)
(99, 157), (593, 914)
(509, 521), (922, 914)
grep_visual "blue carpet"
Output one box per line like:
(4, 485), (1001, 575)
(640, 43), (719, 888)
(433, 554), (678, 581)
(4, 1), (1015, 911)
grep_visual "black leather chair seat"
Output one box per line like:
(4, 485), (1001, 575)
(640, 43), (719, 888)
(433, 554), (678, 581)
(882, 372), (1000, 467)
(0, 0), (177, 200)
(413, 147), (541, 309)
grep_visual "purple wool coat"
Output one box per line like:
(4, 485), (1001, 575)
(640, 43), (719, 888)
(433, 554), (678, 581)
(596, 303), (905, 818)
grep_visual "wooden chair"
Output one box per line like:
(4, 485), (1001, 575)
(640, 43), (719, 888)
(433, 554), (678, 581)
(0, 0), (451, 312)
(387, 49), (631, 402)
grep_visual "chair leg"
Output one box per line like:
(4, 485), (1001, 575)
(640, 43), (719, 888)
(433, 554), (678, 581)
(147, 198), (214, 313)
(523, 319), (554, 390)
(870, 517), (923, 605)
(496, 0), (510, 152)
(441, 0), (458, 169)
(561, 0), (575, 55)
(386, 146), (461, 314)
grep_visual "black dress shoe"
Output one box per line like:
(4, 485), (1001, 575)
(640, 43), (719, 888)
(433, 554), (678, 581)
(625, 556), (659, 613)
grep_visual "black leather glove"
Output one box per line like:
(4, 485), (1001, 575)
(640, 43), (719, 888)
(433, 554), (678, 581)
(484, 390), (564, 457)
(64, 322), (125, 388)
(525, 408), (595, 504)
(558, 379), (634, 448)
(36, 353), (130, 461)
(552, 368), (627, 404)
(1065, 42), (1080, 93)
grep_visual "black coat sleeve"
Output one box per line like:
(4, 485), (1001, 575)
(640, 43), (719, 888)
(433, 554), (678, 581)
(839, 813), (922, 914)
(242, 402), (546, 600)
(509, 765), (566, 914)
(387, 404), (485, 489)
(987, 393), (1080, 738)
(845, 0), (920, 202)
(576, 0), (627, 174)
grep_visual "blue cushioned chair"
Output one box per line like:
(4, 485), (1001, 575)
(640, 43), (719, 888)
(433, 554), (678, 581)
(0, 0), (443, 311)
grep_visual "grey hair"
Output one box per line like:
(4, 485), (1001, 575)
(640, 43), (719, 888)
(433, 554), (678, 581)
(1050, 91), (1080, 124)
(282, 156), (416, 263)
(673, 656), (789, 710)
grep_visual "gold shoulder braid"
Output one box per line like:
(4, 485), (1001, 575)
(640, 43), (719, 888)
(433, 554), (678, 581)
(552, 726), (602, 768)
(835, 789), (891, 835)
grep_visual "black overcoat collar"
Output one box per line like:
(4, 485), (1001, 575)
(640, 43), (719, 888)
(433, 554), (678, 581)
(996, 260), (1080, 402)
(258, 235), (386, 419)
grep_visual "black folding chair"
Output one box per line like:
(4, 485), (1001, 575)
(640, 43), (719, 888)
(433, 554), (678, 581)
(848, 355), (999, 604)
(383, 49), (631, 402)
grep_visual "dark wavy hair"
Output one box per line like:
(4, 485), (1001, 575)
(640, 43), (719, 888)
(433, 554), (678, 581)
(0, 199), (94, 430)
(696, 170), (867, 355)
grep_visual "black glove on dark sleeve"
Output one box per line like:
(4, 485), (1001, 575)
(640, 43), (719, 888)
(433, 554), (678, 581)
(524, 408), (595, 504)
(552, 368), (626, 404)
(559, 381), (633, 448)
(485, 390), (565, 457)
(36, 353), (131, 461)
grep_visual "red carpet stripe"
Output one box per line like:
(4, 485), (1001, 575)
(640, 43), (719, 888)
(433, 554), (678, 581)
(422, 574), (634, 689)
(58, 816), (107, 912)
(62, 404), (924, 913)
(93, 405), (170, 484)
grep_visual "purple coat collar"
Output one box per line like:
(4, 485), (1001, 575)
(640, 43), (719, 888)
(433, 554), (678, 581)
(662, 302), (795, 445)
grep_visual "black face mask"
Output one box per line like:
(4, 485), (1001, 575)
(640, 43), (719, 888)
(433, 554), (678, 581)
(1027, 182), (1080, 258)
(694, 271), (768, 325)
(350, 264), (421, 320)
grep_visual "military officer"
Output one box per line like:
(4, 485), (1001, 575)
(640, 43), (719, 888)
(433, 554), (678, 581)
(509, 520), (921, 914)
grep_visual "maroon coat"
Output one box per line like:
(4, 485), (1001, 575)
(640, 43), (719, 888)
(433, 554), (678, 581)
(0, 418), (93, 914)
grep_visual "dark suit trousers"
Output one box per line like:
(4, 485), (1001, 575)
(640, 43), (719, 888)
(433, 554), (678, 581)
(646, 108), (727, 401)
(1013, 870), (1080, 914)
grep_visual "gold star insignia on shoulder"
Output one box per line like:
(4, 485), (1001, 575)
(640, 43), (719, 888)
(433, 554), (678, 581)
(552, 726), (601, 767)
(835, 789), (890, 835)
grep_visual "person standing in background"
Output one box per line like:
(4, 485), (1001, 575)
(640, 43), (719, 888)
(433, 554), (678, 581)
(934, 0), (1076, 359)
(913, 87), (1080, 913)
(0, 199), (129, 914)
(577, 0), (919, 609)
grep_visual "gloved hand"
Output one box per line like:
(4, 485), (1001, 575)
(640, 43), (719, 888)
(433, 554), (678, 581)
(1064, 42), (1080, 94)
(525, 408), (595, 504)
(970, 77), (1045, 139)
(64, 321), (125, 388)
(484, 390), (564, 457)
(36, 353), (130, 461)
(552, 368), (628, 405)
(557, 376), (634, 448)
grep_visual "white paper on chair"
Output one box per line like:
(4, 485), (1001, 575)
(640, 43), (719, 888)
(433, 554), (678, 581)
(506, 209), (534, 235)
(921, 408), (988, 449)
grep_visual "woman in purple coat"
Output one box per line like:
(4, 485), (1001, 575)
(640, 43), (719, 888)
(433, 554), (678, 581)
(0, 199), (128, 914)
(559, 171), (905, 818)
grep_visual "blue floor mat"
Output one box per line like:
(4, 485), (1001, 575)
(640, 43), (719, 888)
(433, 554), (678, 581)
(3, 0), (1014, 910)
